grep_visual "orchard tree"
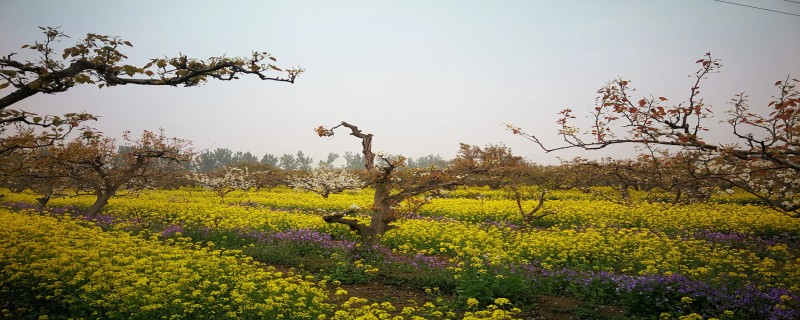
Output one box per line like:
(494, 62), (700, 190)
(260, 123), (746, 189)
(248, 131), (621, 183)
(192, 167), (256, 203)
(456, 143), (526, 189)
(314, 122), (519, 246)
(0, 27), (302, 110)
(233, 162), (283, 191)
(0, 110), (97, 156)
(509, 53), (800, 216)
(632, 151), (717, 204)
(1, 26), (301, 192)
(0, 146), (71, 208)
(561, 152), (716, 205)
(0, 26), (300, 154)
(458, 143), (554, 225)
(288, 163), (363, 198)
(48, 129), (191, 217)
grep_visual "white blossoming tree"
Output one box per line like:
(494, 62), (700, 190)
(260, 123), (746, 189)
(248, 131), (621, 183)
(192, 167), (255, 203)
(287, 164), (363, 198)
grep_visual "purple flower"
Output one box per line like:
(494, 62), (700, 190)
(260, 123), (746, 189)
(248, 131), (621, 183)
(244, 228), (357, 251)
(161, 224), (185, 237)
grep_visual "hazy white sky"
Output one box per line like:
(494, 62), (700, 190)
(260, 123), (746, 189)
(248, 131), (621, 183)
(1, 0), (798, 165)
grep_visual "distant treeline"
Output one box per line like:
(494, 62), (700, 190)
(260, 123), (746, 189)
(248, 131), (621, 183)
(191, 148), (449, 173)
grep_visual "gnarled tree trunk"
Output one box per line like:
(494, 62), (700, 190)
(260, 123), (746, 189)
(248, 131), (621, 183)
(318, 122), (462, 248)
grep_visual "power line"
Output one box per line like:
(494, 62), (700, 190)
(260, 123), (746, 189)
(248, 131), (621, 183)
(782, 0), (800, 5)
(711, 0), (800, 16)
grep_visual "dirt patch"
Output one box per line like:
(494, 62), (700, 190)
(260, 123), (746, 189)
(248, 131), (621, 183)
(532, 295), (628, 320)
(534, 296), (582, 320)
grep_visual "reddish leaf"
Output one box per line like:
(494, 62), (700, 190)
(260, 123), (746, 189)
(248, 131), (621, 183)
(638, 98), (647, 107)
(658, 97), (668, 101)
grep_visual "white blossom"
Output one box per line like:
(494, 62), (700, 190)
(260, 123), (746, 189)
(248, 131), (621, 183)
(192, 167), (255, 201)
(288, 164), (362, 198)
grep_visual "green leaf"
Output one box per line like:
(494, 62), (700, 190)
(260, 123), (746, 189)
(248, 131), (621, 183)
(32, 116), (42, 123)
(75, 74), (90, 83)
(0, 82), (8, 90)
(0, 70), (16, 76)
(28, 81), (40, 90)
(123, 65), (137, 77)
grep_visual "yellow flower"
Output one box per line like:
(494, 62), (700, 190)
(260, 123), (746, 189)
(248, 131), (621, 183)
(401, 307), (416, 315)
(467, 298), (479, 307)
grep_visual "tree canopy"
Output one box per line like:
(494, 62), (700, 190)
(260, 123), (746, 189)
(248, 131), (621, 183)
(509, 53), (799, 216)
(0, 27), (302, 109)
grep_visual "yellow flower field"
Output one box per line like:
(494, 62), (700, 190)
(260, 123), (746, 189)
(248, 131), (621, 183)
(2, 187), (798, 319)
(0, 208), (333, 319)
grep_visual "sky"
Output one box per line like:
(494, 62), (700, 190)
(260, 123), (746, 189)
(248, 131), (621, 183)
(1, 0), (799, 166)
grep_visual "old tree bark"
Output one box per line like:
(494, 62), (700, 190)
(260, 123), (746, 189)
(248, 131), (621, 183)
(317, 122), (522, 247)
(318, 122), (466, 247)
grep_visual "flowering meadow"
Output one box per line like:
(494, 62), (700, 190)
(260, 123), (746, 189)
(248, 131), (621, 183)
(1, 186), (799, 319)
